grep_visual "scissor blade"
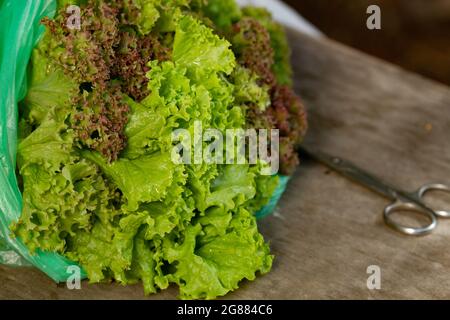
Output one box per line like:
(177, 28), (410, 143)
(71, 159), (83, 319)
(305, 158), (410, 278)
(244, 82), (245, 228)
(299, 146), (400, 201)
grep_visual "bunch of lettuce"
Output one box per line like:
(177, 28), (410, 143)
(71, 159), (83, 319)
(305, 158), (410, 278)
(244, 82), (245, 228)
(12, 0), (307, 299)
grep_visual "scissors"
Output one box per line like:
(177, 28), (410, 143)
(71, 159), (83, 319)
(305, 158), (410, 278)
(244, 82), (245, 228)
(299, 146), (450, 236)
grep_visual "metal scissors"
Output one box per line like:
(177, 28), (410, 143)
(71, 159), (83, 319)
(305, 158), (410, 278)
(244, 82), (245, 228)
(299, 146), (450, 236)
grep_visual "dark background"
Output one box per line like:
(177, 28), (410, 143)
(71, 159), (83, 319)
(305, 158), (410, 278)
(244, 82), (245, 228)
(284, 0), (450, 85)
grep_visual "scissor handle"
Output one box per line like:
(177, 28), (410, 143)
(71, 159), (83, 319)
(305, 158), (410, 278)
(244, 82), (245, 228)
(384, 200), (437, 236)
(417, 183), (450, 218)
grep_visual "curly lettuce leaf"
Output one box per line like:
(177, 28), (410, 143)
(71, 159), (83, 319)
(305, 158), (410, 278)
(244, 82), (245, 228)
(143, 60), (212, 127)
(173, 15), (235, 75)
(206, 164), (256, 211)
(21, 39), (78, 125)
(12, 157), (115, 255)
(122, 97), (166, 159)
(17, 111), (73, 170)
(232, 65), (270, 111)
(123, 0), (160, 35)
(196, 208), (273, 290)
(23, 71), (77, 125)
(198, 0), (242, 30)
(163, 207), (273, 300)
(242, 7), (293, 86)
(66, 211), (154, 283)
(82, 151), (186, 211)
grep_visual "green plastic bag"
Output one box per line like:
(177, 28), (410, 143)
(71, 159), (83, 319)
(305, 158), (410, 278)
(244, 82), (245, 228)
(0, 0), (289, 283)
(255, 175), (290, 219)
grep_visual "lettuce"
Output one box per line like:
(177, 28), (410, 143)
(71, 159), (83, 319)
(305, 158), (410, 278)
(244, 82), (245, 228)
(13, 0), (290, 300)
(232, 65), (271, 111)
(122, 0), (160, 35)
(198, 0), (242, 30)
(121, 97), (166, 159)
(173, 15), (235, 75)
(164, 207), (272, 300)
(17, 113), (73, 170)
(206, 164), (256, 210)
(241, 7), (293, 86)
(82, 151), (184, 211)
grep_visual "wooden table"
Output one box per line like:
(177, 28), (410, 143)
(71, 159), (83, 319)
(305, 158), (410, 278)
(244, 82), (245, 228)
(2, 30), (450, 300)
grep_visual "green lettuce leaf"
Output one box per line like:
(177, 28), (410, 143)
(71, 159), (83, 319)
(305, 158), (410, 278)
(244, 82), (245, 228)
(163, 207), (273, 299)
(173, 15), (235, 75)
(12, 157), (114, 254)
(122, 96), (167, 159)
(206, 164), (256, 211)
(122, 0), (160, 35)
(232, 65), (270, 111)
(198, 0), (242, 30)
(16, 113), (73, 170)
(82, 151), (185, 211)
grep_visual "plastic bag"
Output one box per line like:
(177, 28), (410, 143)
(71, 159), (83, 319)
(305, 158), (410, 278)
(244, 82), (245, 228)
(0, 0), (288, 283)
(255, 175), (290, 219)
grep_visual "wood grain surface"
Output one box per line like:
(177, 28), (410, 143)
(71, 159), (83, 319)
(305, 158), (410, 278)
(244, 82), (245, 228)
(2, 30), (450, 300)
